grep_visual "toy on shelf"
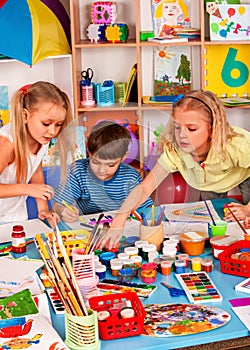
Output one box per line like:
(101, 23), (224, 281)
(92, 1), (117, 24)
(105, 23), (129, 43)
(87, 23), (107, 43)
(86, 1), (129, 43)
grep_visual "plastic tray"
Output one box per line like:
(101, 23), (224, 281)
(218, 240), (250, 277)
(88, 291), (146, 340)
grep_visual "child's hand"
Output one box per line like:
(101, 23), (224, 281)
(28, 184), (54, 200)
(39, 209), (60, 224)
(224, 202), (250, 221)
(60, 205), (79, 222)
(245, 217), (250, 229)
(96, 226), (124, 250)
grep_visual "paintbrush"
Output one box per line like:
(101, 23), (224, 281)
(84, 213), (104, 254)
(202, 196), (216, 226)
(52, 224), (88, 316)
(226, 206), (248, 235)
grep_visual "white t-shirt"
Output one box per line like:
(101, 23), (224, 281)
(0, 123), (48, 222)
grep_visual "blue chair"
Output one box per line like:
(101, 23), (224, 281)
(26, 166), (61, 219)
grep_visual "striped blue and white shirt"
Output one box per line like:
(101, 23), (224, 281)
(54, 159), (153, 214)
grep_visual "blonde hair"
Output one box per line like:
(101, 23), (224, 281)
(10, 81), (75, 183)
(155, 0), (189, 19)
(159, 90), (241, 160)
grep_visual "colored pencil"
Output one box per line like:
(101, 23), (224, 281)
(156, 206), (166, 225)
(151, 204), (155, 226)
(62, 200), (87, 223)
(131, 210), (142, 222)
(140, 212), (148, 226)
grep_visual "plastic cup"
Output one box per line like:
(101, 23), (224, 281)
(210, 220), (228, 237)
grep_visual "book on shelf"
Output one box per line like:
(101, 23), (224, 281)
(154, 45), (191, 96)
(148, 36), (188, 43)
(204, 44), (250, 98)
(220, 97), (250, 107)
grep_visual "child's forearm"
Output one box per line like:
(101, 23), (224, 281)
(0, 183), (31, 197)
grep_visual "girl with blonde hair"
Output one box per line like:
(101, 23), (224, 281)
(0, 81), (75, 223)
(97, 90), (250, 249)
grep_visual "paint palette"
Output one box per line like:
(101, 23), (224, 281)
(46, 288), (65, 314)
(175, 272), (223, 304)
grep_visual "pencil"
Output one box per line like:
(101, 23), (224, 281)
(62, 200), (87, 224)
(151, 204), (155, 226)
(202, 196), (216, 226)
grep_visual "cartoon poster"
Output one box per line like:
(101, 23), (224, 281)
(152, 0), (191, 37)
(207, 4), (250, 40)
(154, 45), (191, 95)
(0, 86), (10, 127)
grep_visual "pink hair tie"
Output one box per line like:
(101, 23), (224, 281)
(19, 84), (32, 96)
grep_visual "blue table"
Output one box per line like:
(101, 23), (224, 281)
(34, 198), (250, 349)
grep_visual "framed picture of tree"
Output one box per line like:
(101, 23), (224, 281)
(153, 45), (191, 96)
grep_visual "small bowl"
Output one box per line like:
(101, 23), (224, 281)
(180, 231), (206, 256)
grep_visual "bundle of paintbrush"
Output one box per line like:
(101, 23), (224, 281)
(35, 228), (88, 317)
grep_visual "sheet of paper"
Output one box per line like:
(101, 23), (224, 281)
(0, 258), (44, 283)
(0, 219), (52, 243)
(232, 305), (250, 331)
(164, 201), (221, 223)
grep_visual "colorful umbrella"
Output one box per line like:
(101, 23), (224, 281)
(0, 0), (71, 66)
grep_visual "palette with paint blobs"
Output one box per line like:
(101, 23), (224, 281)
(175, 272), (223, 304)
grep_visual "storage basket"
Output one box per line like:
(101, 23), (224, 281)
(94, 82), (114, 106)
(88, 291), (146, 340)
(218, 240), (250, 277)
(114, 82), (126, 103)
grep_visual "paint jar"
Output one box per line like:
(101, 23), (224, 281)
(161, 260), (172, 275)
(111, 261), (123, 277)
(148, 250), (158, 262)
(191, 257), (202, 272)
(142, 243), (157, 261)
(201, 258), (213, 272)
(180, 231), (206, 256)
(135, 240), (148, 257)
(11, 225), (26, 256)
(117, 252), (129, 261)
(163, 238), (179, 250)
(178, 253), (189, 268)
(118, 268), (134, 282)
(130, 255), (142, 268)
(120, 307), (135, 319)
(209, 220), (228, 237)
(98, 310), (110, 321)
(140, 221), (164, 251)
(123, 262), (139, 277)
(140, 264), (157, 283)
(175, 259), (186, 274)
(65, 308), (100, 350)
(95, 264), (107, 281)
(210, 235), (238, 259)
(124, 246), (139, 257)
(100, 251), (116, 268)
(161, 256), (175, 271)
(162, 246), (177, 257)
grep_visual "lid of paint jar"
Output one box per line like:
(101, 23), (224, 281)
(210, 235), (238, 247)
(95, 264), (107, 272)
(180, 231), (206, 242)
(124, 246), (139, 256)
(126, 236), (140, 246)
(135, 240), (148, 248)
(117, 252), (129, 260)
(142, 243), (157, 252)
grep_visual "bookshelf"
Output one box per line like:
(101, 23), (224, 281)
(69, 0), (250, 172)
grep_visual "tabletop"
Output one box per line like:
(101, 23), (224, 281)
(28, 198), (250, 349)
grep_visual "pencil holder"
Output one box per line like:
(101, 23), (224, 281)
(114, 82), (126, 102)
(65, 308), (100, 350)
(93, 81), (114, 106)
(80, 85), (95, 107)
(139, 220), (164, 251)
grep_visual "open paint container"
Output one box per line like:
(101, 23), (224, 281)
(180, 231), (206, 256)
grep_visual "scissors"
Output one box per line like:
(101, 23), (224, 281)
(81, 68), (94, 86)
(161, 282), (186, 297)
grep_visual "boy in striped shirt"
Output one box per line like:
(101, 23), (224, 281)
(53, 121), (153, 222)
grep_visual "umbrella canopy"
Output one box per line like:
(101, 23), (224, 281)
(0, 0), (71, 66)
